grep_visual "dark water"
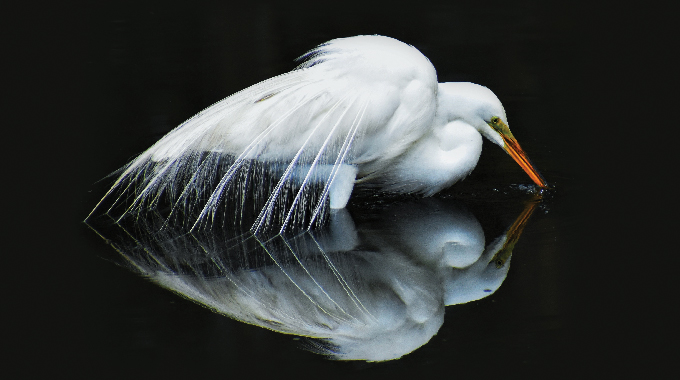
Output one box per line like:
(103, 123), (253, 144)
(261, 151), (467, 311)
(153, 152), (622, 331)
(13, 2), (657, 379)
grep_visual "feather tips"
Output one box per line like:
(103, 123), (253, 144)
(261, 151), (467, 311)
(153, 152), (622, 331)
(90, 35), (439, 233)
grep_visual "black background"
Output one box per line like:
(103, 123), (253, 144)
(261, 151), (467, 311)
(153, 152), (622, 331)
(7, 1), (665, 379)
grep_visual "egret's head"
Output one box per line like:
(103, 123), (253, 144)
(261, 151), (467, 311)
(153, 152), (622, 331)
(437, 82), (547, 188)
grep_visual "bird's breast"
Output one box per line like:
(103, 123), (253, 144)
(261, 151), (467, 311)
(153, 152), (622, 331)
(358, 121), (482, 195)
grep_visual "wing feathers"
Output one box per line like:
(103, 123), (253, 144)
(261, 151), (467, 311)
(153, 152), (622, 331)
(91, 36), (439, 234)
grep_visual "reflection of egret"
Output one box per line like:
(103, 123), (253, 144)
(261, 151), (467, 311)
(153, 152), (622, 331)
(90, 35), (546, 232)
(86, 198), (539, 361)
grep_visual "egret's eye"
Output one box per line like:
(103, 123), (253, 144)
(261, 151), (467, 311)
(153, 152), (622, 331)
(490, 117), (500, 125)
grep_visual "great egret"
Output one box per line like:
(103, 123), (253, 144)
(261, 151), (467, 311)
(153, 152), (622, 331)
(90, 35), (546, 232)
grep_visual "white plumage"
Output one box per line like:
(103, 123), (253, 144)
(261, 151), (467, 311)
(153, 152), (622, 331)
(90, 35), (545, 233)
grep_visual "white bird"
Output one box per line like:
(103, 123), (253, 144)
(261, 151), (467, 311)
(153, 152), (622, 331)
(90, 35), (546, 232)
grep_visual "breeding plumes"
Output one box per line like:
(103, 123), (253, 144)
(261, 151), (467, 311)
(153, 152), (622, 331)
(89, 35), (546, 233)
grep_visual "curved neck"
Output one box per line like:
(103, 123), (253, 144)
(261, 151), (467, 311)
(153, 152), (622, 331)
(374, 120), (483, 195)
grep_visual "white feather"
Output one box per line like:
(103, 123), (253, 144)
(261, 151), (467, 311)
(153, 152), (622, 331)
(90, 35), (515, 232)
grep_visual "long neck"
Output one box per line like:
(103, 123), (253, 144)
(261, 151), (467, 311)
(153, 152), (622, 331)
(363, 119), (483, 196)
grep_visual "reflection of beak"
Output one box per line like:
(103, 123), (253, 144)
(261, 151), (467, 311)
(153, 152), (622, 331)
(490, 201), (539, 268)
(494, 121), (548, 188)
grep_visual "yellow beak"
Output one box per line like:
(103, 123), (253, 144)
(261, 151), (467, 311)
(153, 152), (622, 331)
(492, 121), (548, 188)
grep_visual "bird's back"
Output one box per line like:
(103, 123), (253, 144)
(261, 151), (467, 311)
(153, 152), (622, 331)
(92, 35), (440, 232)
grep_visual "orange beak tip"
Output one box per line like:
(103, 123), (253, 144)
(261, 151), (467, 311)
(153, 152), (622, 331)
(502, 136), (548, 191)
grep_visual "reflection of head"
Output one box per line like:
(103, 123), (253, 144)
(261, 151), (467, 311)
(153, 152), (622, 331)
(444, 234), (512, 305)
(363, 198), (513, 306)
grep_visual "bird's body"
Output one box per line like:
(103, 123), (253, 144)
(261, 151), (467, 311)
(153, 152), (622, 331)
(91, 35), (546, 232)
